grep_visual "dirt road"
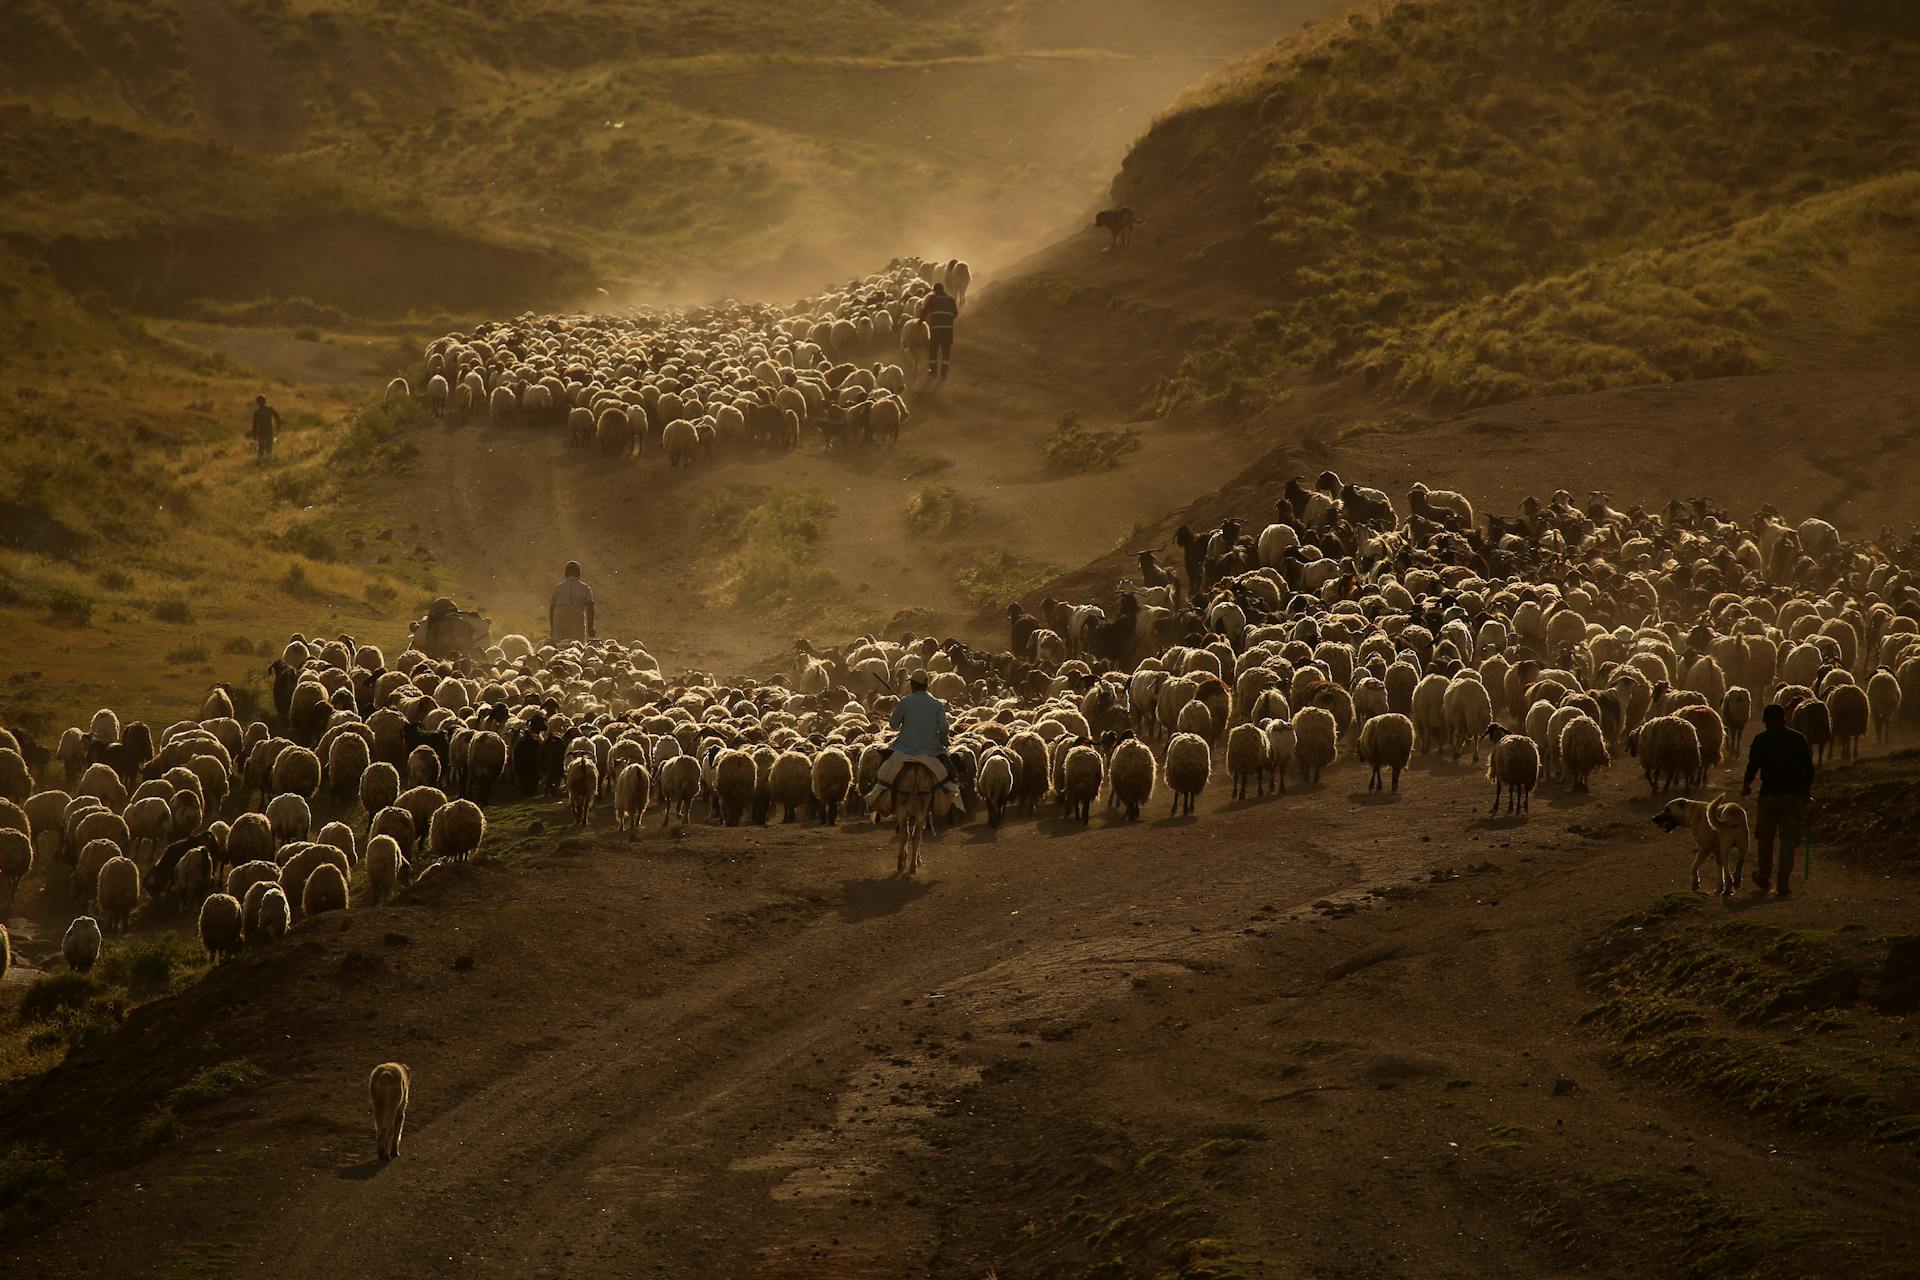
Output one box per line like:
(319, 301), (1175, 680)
(7, 744), (1917, 1278)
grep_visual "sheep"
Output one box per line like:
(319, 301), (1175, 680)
(696, 749), (748, 827)
(425, 374), (449, 417)
(465, 730), (507, 805)
(768, 751), (813, 823)
(1557, 714), (1610, 791)
(328, 732), (372, 806)
(385, 376), (410, 402)
(428, 799), (487, 863)
(1483, 725), (1540, 816)
(1867, 666), (1902, 744)
(0, 828), (30, 903)
(271, 745), (322, 799)
(369, 1062), (411, 1162)
(565, 754), (598, 826)
(255, 885), (291, 945)
(657, 754), (702, 828)
(1410, 674), (1450, 754)
(0, 749), (33, 804)
(1262, 718), (1296, 793)
(302, 862), (349, 918)
(810, 747), (854, 825)
(97, 854), (140, 932)
(365, 834), (406, 906)
(1225, 723), (1269, 799)
(1825, 682), (1870, 761)
(1293, 705), (1338, 784)
(663, 418), (699, 467)
(1059, 743), (1104, 823)
(225, 859), (281, 901)
(1720, 686), (1752, 755)
(360, 761), (401, 823)
(1628, 715), (1702, 797)
(198, 893), (245, 963)
(978, 750), (1017, 826)
(1442, 675), (1492, 762)
(1163, 733), (1210, 817)
(1356, 713), (1414, 792)
(63, 915), (102, 972)
(267, 792), (311, 847)
(613, 762), (652, 836)
(407, 744), (442, 790)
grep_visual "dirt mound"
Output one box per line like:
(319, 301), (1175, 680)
(1813, 748), (1920, 874)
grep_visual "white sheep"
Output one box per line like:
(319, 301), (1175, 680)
(979, 750), (1017, 825)
(613, 763), (652, 836)
(810, 747), (854, 825)
(1225, 723), (1269, 799)
(198, 893), (244, 963)
(365, 834), (406, 906)
(1163, 733), (1210, 817)
(1293, 705), (1338, 784)
(1629, 714), (1701, 797)
(1484, 725), (1540, 816)
(1442, 675), (1492, 762)
(1356, 713), (1413, 792)
(1557, 714), (1610, 791)
(1059, 744), (1104, 823)
(302, 862), (349, 917)
(63, 915), (102, 972)
(428, 799), (487, 863)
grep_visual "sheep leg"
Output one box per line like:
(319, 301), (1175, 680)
(1489, 780), (1502, 815)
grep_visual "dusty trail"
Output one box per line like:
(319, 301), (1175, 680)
(369, 302), (1251, 669)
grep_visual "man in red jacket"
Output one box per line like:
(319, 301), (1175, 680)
(918, 283), (959, 381)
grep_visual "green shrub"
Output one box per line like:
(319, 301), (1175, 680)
(164, 638), (211, 664)
(1042, 411), (1140, 475)
(281, 563), (312, 597)
(954, 551), (1051, 609)
(44, 589), (92, 628)
(18, 973), (99, 1023)
(0, 1143), (64, 1212)
(710, 487), (838, 610)
(222, 635), (255, 654)
(153, 592), (195, 624)
(95, 569), (134, 592)
(904, 483), (972, 536)
(139, 1059), (264, 1147)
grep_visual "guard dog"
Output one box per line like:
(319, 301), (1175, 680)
(1093, 205), (1142, 249)
(1652, 794), (1750, 895)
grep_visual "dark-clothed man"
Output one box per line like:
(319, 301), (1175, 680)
(251, 395), (282, 459)
(918, 283), (959, 381)
(549, 561), (595, 644)
(1742, 702), (1815, 896)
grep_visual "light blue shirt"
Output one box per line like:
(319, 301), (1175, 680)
(888, 690), (949, 757)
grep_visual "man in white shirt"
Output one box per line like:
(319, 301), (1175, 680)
(549, 561), (595, 644)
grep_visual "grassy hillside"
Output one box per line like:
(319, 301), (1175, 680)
(1114, 0), (1920, 409)
(0, 248), (438, 734)
(0, 0), (1305, 319)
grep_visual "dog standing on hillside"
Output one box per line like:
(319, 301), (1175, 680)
(1652, 794), (1750, 895)
(1094, 205), (1142, 249)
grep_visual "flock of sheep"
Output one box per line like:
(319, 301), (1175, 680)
(384, 257), (973, 460)
(3, 475), (1908, 998)
(1, 470), (1914, 1160)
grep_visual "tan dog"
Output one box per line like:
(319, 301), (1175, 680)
(1652, 794), (1749, 895)
(369, 1062), (410, 1162)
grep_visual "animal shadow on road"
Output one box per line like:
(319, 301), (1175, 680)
(838, 876), (934, 922)
(338, 1160), (383, 1181)
(1465, 814), (1532, 831)
(1345, 790), (1401, 805)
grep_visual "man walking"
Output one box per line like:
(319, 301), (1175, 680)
(918, 282), (959, 381)
(549, 561), (596, 645)
(250, 395), (282, 459)
(1742, 702), (1816, 896)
